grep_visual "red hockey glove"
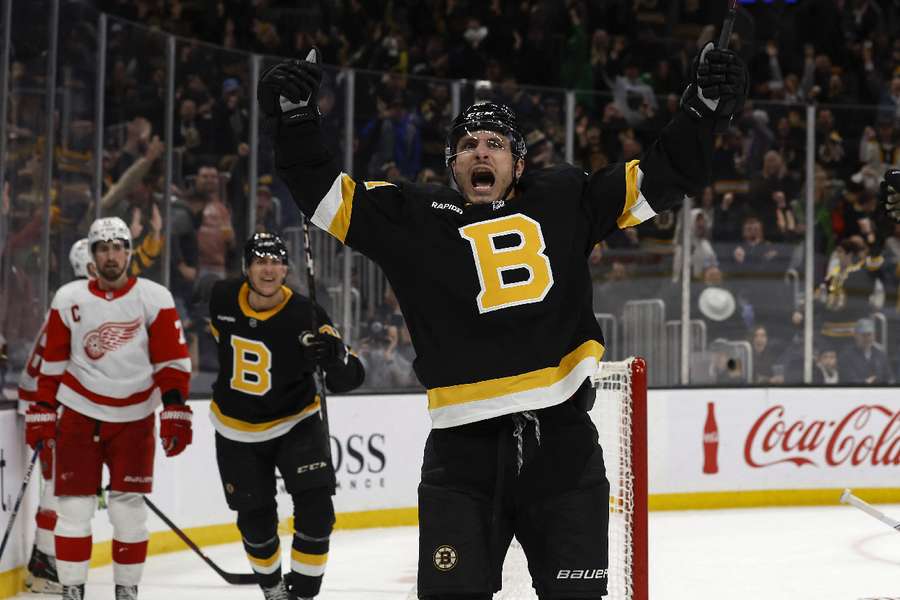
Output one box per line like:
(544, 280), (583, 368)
(25, 403), (56, 453)
(160, 401), (193, 457)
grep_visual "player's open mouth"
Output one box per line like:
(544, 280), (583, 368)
(471, 168), (495, 191)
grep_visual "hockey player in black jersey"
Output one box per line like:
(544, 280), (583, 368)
(259, 45), (746, 599)
(208, 232), (364, 600)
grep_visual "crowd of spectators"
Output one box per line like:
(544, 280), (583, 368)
(3, 0), (900, 389)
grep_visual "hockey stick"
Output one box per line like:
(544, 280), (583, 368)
(839, 489), (900, 532)
(300, 215), (334, 459)
(718, 0), (738, 49)
(143, 496), (257, 585)
(0, 443), (42, 561)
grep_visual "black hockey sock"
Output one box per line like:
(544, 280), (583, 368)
(237, 506), (282, 588)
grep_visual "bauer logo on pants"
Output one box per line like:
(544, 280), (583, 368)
(433, 545), (458, 571)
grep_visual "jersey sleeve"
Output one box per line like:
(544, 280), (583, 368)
(146, 288), (191, 400)
(314, 303), (365, 394)
(583, 110), (714, 244)
(274, 122), (408, 262)
(18, 313), (49, 403)
(36, 303), (72, 408)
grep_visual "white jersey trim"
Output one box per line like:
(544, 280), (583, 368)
(428, 355), (600, 429)
(57, 385), (160, 423)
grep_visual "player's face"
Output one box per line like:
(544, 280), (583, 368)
(247, 256), (288, 297)
(92, 240), (130, 284)
(453, 130), (524, 204)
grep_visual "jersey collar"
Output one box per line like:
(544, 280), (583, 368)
(88, 277), (137, 301)
(238, 281), (293, 321)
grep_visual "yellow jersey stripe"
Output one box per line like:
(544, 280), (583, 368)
(237, 283), (293, 320)
(290, 549), (328, 566)
(329, 175), (355, 242)
(428, 340), (604, 409)
(616, 161), (657, 229)
(208, 321), (220, 342)
(247, 550), (281, 568)
(209, 397), (320, 432)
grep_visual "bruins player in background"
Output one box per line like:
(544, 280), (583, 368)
(258, 44), (746, 599)
(208, 232), (364, 600)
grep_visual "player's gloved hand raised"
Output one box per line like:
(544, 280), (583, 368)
(257, 48), (322, 127)
(301, 331), (348, 370)
(159, 392), (192, 457)
(880, 169), (900, 222)
(681, 41), (747, 132)
(25, 403), (56, 452)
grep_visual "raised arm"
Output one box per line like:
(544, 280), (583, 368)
(585, 42), (748, 243)
(257, 49), (408, 260)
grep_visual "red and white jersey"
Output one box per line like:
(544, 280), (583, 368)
(16, 313), (49, 413)
(37, 277), (191, 422)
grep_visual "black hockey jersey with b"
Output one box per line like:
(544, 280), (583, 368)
(208, 279), (363, 442)
(276, 111), (713, 428)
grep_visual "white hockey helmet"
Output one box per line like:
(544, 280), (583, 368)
(68, 238), (94, 279)
(88, 216), (131, 253)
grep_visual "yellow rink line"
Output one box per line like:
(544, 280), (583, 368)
(4, 491), (900, 598)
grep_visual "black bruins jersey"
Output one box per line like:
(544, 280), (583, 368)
(275, 112), (712, 428)
(208, 279), (364, 442)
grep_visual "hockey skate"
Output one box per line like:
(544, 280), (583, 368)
(114, 584), (138, 600)
(261, 579), (292, 600)
(61, 584), (84, 600)
(24, 545), (62, 594)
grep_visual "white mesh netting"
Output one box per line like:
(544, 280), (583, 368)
(410, 358), (645, 600)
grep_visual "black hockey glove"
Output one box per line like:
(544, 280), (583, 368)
(880, 169), (900, 222)
(301, 331), (348, 370)
(681, 41), (747, 133)
(257, 48), (322, 128)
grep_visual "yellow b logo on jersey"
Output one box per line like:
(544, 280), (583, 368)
(230, 335), (272, 396)
(459, 214), (554, 313)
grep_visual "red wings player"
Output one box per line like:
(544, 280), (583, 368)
(24, 217), (192, 600)
(19, 238), (95, 594)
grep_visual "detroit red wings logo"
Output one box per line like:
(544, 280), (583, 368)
(82, 318), (142, 360)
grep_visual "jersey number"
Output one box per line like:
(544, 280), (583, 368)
(459, 214), (554, 313)
(230, 335), (272, 396)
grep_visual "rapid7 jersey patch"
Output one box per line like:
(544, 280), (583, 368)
(459, 214), (554, 314)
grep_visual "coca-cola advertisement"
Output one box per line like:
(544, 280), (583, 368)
(651, 388), (900, 500)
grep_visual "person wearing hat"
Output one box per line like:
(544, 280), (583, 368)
(838, 317), (894, 384)
(214, 77), (249, 156)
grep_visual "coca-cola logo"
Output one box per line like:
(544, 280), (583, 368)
(744, 404), (900, 468)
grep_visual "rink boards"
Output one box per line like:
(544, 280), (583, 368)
(2, 387), (899, 596)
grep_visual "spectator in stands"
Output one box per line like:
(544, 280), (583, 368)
(815, 109), (851, 180)
(111, 116), (153, 180)
(169, 189), (199, 326)
(673, 208), (718, 281)
(254, 176), (282, 235)
(749, 150), (798, 217)
(612, 55), (657, 128)
(750, 325), (784, 384)
(213, 77), (249, 157)
(726, 215), (791, 332)
(759, 190), (800, 243)
(817, 237), (882, 352)
(174, 97), (215, 173)
(193, 164), (235, 280)
(813, 342), (840, 385)
(695, 265), (745, 342)
(839, 318), (894, 384)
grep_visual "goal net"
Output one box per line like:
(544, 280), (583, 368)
(410, 357), (648, 600)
